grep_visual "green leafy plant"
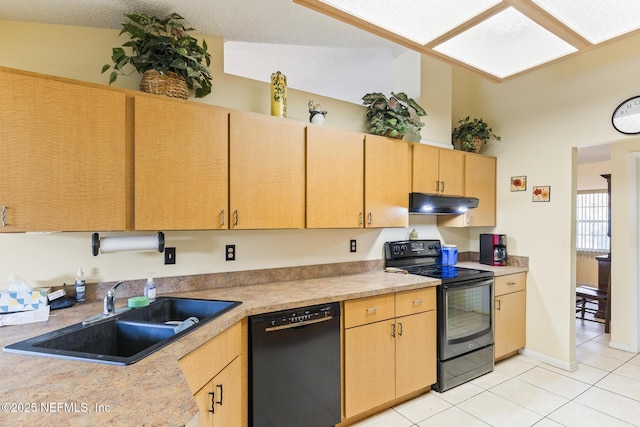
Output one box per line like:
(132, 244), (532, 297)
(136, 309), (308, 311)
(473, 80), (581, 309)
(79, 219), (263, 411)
(101, 12), (213, 98)
(451, 116), (501, 152)
(362, 92), (427, 139)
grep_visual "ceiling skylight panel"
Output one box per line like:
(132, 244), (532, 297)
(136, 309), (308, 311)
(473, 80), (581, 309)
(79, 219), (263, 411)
(317, 0), (501, 45)
(532, 0), (640, 44)
(433, 7), (577, 78)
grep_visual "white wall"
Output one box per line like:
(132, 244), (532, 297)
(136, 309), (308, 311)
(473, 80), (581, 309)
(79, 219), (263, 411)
(456, 32), (640, 364)
(0, 21), (464, 289)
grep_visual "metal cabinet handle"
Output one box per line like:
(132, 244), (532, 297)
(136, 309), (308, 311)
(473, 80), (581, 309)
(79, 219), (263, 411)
(398, 322), (403, 336)
(233, 210), (239, 226)
(507, 282), (517, 286)
(220, 210), (225, 227)
(412, 299), (424, 305)
(441, 181), (445, 193)
(359, 212), (363, 226)
(435, 181), (440, 193)
(496, 299), (501, 311)
(215, 384), (223, 406)
(208, 391), (215, 413)
(391, 323), (396, 338)
(1, 205), (6, 228)
(366, 307), (378, 313)
(367, 212), (373, 225)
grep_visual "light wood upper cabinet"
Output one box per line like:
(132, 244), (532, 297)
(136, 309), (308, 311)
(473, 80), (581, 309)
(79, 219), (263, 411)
(438, 153), (496, 227)
(0, 67), (131, 232)
(412, 144), (465, 197)
(229, 112), (305, 229)
(364, 135), (411, 228)
(134, 95), (229, 230)
(306, 126), (364, 228)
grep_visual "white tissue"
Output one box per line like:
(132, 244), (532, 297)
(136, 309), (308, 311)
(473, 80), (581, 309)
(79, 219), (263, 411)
(1, 274), (34, 292)
(0, 306), (50, 326)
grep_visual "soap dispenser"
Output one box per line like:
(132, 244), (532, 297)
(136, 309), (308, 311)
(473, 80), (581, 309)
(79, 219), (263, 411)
(144, 277), (156, 302)
(75, 268), (86, 302)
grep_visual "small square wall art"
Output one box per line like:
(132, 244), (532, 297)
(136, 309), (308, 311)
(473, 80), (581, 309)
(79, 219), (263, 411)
(511, 176), (526, 191)
(532, 186), (551, 202)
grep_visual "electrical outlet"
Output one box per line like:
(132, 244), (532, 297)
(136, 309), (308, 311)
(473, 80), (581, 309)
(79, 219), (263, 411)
(350, 240), (357, 253)
(226, 244), (236, 261)
(164, 247), (176, 265)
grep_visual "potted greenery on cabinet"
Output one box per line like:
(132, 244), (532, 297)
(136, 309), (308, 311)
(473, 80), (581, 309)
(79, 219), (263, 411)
(452, 116), (501, 153)
(102, 12), (213, 99)
(362, 92), (427, 140)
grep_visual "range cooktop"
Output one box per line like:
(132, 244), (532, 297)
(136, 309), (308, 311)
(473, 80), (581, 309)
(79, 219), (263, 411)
(384, 239), (493, 283)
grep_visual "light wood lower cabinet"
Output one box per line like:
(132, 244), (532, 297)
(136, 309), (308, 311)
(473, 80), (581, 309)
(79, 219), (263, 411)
(193, 357), (242, 427)
(179, 321), (244, 427)
(494, 273), (527, 361)
(343, 288), (436, 419)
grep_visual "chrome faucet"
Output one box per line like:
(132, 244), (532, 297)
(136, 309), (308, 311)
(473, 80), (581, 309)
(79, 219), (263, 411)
(103, 280), (124, 315)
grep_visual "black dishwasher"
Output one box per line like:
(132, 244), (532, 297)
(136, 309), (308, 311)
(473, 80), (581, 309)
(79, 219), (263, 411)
(249, 302), (341, 427)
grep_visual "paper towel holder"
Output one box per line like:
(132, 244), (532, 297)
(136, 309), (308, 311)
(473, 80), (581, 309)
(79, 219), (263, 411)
(92, 232), (165, 256)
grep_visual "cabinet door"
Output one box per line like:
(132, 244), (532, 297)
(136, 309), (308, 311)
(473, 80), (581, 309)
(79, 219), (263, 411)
(229, 112), (305, 229)
(494, 290), (526, 360)
(344, 320), (396, 418)
(212, 357), (242, 427)
(306, 126), (364, 228)
(465, 154), (496, 226)
(364, 135), (410, 228)
(194, 379), (215, 427)
(437, 149), (465, 196)
(412, 144), (440, 194)
(134, 95), (229, 230)
(438, 153), (496, 227)
(412, 145), (464, 196)
(395, 311), (437, 397)
(0, 68), (130, 232)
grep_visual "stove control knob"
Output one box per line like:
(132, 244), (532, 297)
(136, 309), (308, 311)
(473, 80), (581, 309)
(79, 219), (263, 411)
(401, 245), (407, 253)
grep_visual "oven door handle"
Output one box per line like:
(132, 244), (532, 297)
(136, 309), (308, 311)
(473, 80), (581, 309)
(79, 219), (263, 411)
(442, 277), (494, 291)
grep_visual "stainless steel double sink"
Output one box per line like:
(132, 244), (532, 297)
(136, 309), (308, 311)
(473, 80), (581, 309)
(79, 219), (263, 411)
(4, 297), (241, 365)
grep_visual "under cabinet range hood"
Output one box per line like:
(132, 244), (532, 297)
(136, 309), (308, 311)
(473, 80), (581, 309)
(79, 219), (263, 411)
(409, 193), (479, 215)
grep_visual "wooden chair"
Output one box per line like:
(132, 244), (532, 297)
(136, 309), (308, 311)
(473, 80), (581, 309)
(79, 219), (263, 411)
(576, 276), (611, 333)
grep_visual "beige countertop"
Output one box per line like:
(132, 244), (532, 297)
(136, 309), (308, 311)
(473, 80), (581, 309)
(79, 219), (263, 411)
(0, 264), (527, 426)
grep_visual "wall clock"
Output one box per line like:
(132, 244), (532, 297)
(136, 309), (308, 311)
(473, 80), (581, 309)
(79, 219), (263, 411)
(612, 95), (640, 134)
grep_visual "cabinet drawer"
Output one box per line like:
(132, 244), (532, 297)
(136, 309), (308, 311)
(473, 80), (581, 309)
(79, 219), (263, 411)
(395, 288), (436, 317)
(344, 294), (395, 329)
(179, 321), (242, 394)
(495, 273), (526, 296)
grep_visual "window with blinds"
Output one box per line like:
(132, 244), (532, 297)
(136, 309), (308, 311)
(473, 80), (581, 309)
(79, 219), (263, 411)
(576, 190), (609, 252)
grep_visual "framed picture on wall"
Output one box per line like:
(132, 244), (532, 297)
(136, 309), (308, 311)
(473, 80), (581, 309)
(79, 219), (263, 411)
(511, 176), (527, 191)
(533, 186), (551, 202)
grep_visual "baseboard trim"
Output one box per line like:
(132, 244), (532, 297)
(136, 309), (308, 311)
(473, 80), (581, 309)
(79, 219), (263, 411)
(520, 348), (578, 372)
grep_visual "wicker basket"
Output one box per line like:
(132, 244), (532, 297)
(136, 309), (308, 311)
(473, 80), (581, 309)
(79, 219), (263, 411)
(382, 130), (405, 140)
(140, 70), (189, 99)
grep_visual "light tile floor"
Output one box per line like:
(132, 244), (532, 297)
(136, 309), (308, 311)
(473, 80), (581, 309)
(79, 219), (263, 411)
(353, 319), (640, 427)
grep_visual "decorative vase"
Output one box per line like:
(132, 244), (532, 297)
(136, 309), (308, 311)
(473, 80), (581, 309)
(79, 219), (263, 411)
(139, 70), (189, 99)
(270, 71), (287, 118)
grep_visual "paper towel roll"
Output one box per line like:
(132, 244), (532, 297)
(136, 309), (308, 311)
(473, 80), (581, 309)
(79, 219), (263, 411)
(92, 232), (165, 255)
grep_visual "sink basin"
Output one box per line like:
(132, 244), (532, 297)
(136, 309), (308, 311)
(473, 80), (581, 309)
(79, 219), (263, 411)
(3, 297), (241, 365)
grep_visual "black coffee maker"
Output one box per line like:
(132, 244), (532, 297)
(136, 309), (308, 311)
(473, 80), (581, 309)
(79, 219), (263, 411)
(479, 234), (508, 266)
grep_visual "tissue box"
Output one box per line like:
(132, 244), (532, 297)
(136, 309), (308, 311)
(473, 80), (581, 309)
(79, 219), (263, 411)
(0, 288), (49, 313)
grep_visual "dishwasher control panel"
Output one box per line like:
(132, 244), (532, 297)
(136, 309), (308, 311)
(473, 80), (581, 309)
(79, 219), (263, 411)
(259, 303), (339, 330)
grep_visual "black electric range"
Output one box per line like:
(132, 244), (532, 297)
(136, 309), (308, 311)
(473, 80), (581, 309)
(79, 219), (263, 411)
(384, 239), (493, 283)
